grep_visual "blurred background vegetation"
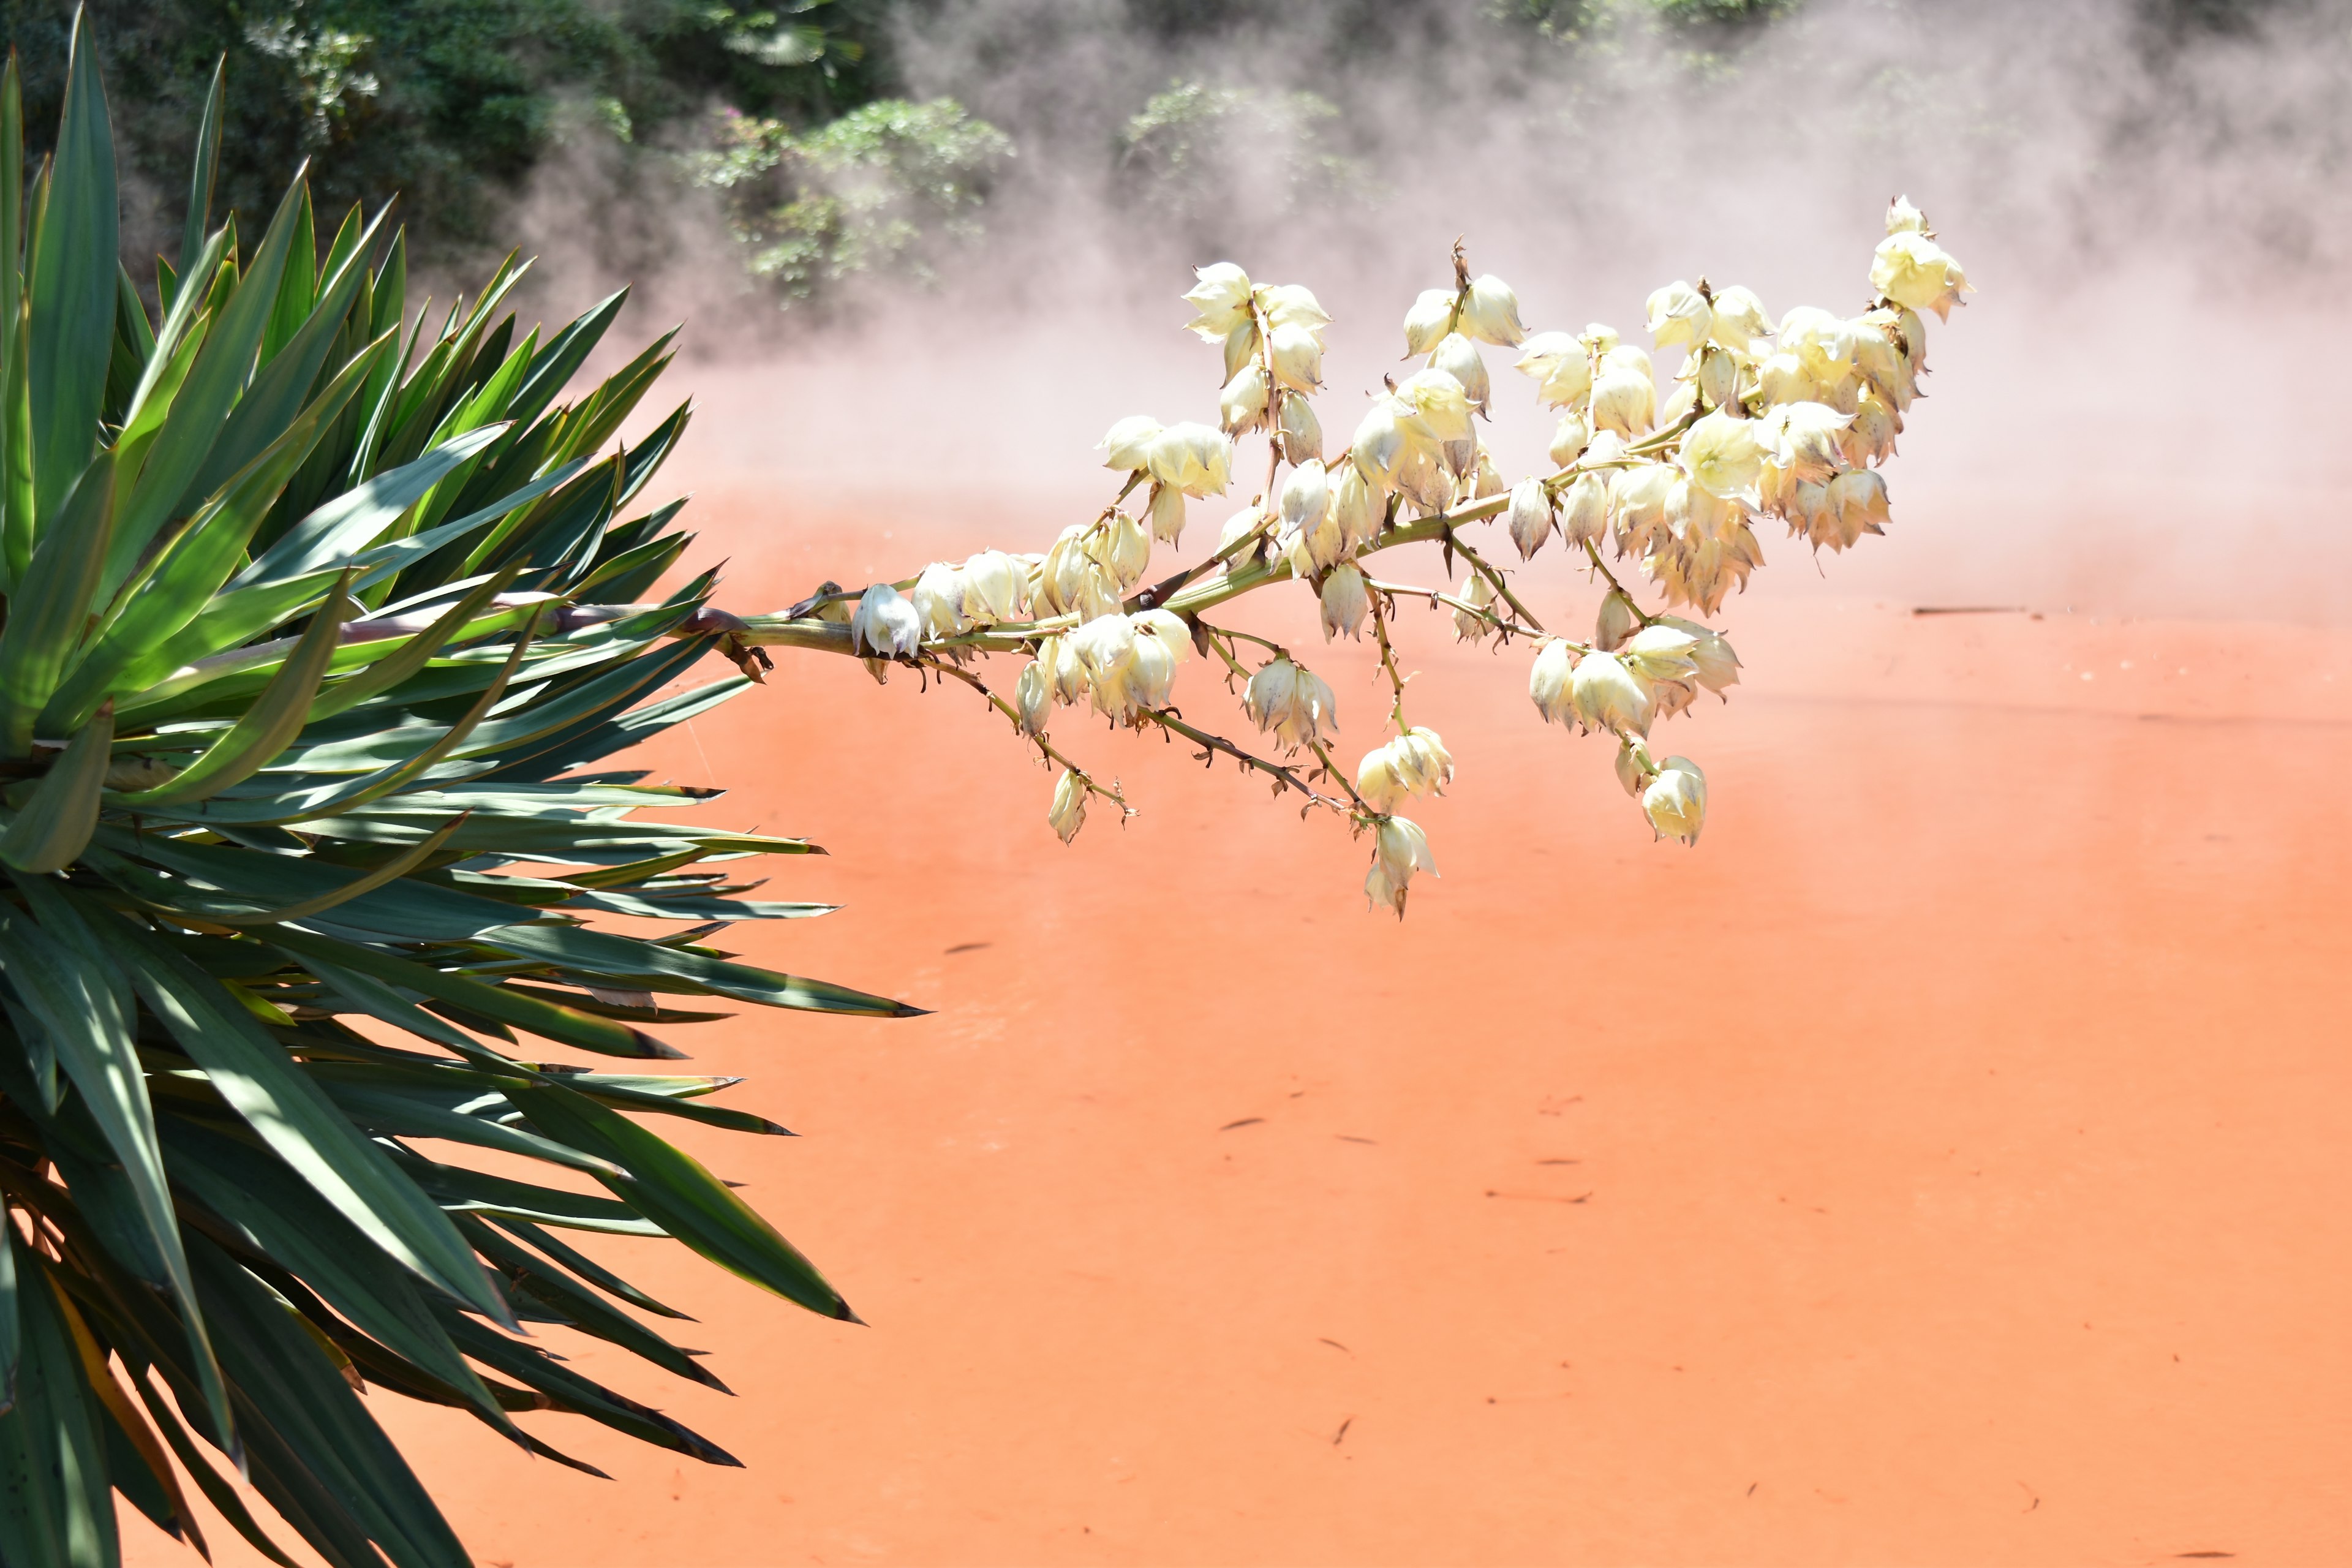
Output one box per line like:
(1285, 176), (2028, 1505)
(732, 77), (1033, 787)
(0, 0), (2301, 312)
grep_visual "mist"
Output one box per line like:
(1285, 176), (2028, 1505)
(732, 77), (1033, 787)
(515, 0), (2352, 626)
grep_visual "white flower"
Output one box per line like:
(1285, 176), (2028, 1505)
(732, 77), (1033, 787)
(1221, 362), (1270, 433)
(1038, 633), (1088, 704)
(1822, 469), (1891, 548)
(1257, 282), (1331, 333)
(1452, 570), (1496, 641)
(1469, 445), (1506, 502)
(1393, 369), (1474, 450)
(1852, 316), (1916, 409)
(1642, 756), (1705, 844)
(1090, 510), (1149, 588)
(1148, 481), (1187, 544)
(910, 562), (969, 639)
(1515, 331), (1593, 409)
(960, 549), (1027, 624)
(1431, 332), (1490, 413)
(1331, 461), (1382, 553)
(1049, 769), (1088, 845)
(1126, 624), (1181, 709)
(1646, 281), (1711, 351)
(1695, 348), (1741, 412)
(1615, 734), (1653, 797)
(1528, 639), (1575, 724)
(1885, 194), (1929, 235)
(1594, 590), (1640, 652)
(1367, 815), (1436, 915)
(1279, 459), (1332, 535)
(1072, 612), (1139, 714)
(1842, 390), (1901, 468)
(1460, 275), (1525, 346)
(1279, 392), (1322, 466)
(1223, 321), (1260, 382)
(1623, 624), (1700, 685)
(1548, 410), (1593, 467)
(1570, 650), (1654, 735)
(1708, 285), (1771, 353)
(1321, 562), (1370, 640)
(1778, 307), (1856, 375)
(1589, 366), (1655, 437)
(1579, 322), (1622, 356)
(1144, 422), (1234, 497)
(850, 582), (922, 660)
(1559, 470), (1608, 546)
(1100, 415), (1161, 471)
(1506, 477), (1553, 560)
(1680, 410), (1769, 500)
(1269, 324), (1324, 393)
(1402, 288), (1455, 356)
(1657, 615), (1740, 694)
(1350, 402), (1408, 486)
(1245, 656), (1338, 748)
(1218, 504), (1269, 557)
(1610, 462), (1676, 555)
(1357, 728), (1455, 812)
(1014, 658), (1051, 734)
(1183, 263), (1253, 339)
(1756, 401), (1850, 484)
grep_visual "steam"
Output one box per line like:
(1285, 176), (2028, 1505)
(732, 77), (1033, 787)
(530, 0), (2352, 624)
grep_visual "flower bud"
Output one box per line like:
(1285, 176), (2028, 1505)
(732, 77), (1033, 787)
(1183, 263), (1253, 339)
(1528, 639), (1575, 725)
(1708, 285), (1772, 354)
(1221, 362), (1270, 434)
(910, 562), (969, 639)
(1615, 734), (1654, 797)
(1280, 391), (1323, 466)
(1570, 650), (1654, 735)
(1101, 415), (1162, 472)
(1403, 288), (1455, 356)
(1641, 756), (1705, 844)
(1321, 562), (1370, 641)
(1460, 275), (1525, 346)
(1452, 571), (1496, 641)
(1645, 281), (1711, 351)
(1049, 769), (1088, 845)
(1548, 410), (1593, 467)
(1245, 655), (1338, 747)
(1559, 470), (1608, 546)
(1515, 331), (1593, 409)
(1431, 331), (1490, 414)
(1355, 726), (1455, 812)
(1506, 477), (1553, 560)
(1595, 590), (1640, 652)
(850, 582), (922, 660)
(1270, 323), (1324, 394)
(1148, 481), (1187, 545)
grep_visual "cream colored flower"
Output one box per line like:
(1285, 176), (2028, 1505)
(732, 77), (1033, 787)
(1182, 263), (1253, 339)
(1681, 410), (1769, 500)
(1321, 562), (1370, 640)
(1049, 769), (1088, 845)
(1270, 323), (1324, 393)
(1460, 274), (1526, 347)
(1351, 402), (1408, 486)
(1072, 613), (1138, 715)
(1393, 369), (1474, 450)
(959, 550), (1027, 625)
(1842, 390), (1901, 468)
(1548, 410), (1593, 467)
(1641, 756), (1705, 844)
(1623, 624), (1700, 685)
(1778, 307), (1856, 376)
(1594, 590), (1640, 652)
(1570, 649), (1654, 735)
(850, 582), (922, 660)
(1125, 623), (1180, 710)
(1589, 366), (1655, 437)
(1218, 504), (1269, 558)
(1015, 658), (1051, 736)
(1559, 470), (1608, 546)
(1367, 815), (1436, 915)
(1431, 332), (1490, 414)
(1756, 401), (1850, 484)
(910, 562), (969, 639)
(1708, 285), (1771, 354)
(1615, 734), (1654, 797)
(1529, 639), (1575, 724)
(1646, 281), (1711, 350)
(1695, 347), (1741, 412)
(1357, 728), (1455, 812)
(1221, 362), (1270, 434)
(1453, 570), (1496, 641)
(1148, 481), (1187, 545)
(1280, 459), (1332, 535)
(1257, 282), (1332, 333)
(1657, 615), (1740, 694)
(1871, 231), (1970, 320)
(1100, 415), (1161, 471)
(1515, 330), (1593, 409)
(1332, 461), (1382, 553)
(1223, 321), (1260, 383)
(1145, 422), (1234, 497)
(1885, 194), (1928, 235)
(1403, 288), (1455, 356)
(1580, 322), (1622, 356)
(1507, 477), (1553, 560)
(1610, 462), (1676, 556)
(1280, 392), (1323, 466)
(1245, 655), (1338, 747)
(1823, 469), (1891, 548)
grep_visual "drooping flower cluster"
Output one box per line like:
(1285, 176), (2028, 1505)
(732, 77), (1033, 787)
(753, 198), (1968, 913)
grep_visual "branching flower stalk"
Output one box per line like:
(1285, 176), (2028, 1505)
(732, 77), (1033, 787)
(732, 198), (1969, 914)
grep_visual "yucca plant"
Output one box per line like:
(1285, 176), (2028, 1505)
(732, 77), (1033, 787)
(0, 14), (917, 1566)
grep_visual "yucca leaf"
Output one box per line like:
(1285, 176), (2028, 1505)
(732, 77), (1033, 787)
(434, 1309), (743, 1465)
(173, 57), (224, 305)
(26, 10), (116, 530)
(491, 1216), (690, 1319)
(510, 1082), (856, 1321)
(260, 181), (316, 366)
(129, 1366), (301, 1568)
(83, 909), (515, 1325)
(50, 1277), (206, 1553)
(0, 450), (111, 756)
(0, 1196), (17, 1411)
(236, 423), (506, 589)
(0, 51), (25, 590)
(107, 170), (312, 594)
(115, 569), (355, 806)
(456, 1215), (723, 1387)
(0, 701), (110, 872)
(0, 1238), (115, 1568)
(488, 920), (921, 1019)
(505, 285), (627, 431)
(386, 1154), (666, 1235)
